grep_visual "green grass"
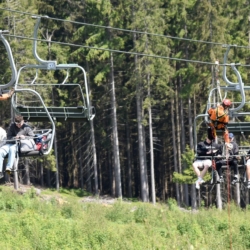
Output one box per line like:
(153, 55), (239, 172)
(0, 186), (249, 249)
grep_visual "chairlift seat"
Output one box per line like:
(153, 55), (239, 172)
(3, 130), (53, 159)
(14, 105), (95, 122)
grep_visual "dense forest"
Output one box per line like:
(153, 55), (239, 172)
(0, 0), (250, 209)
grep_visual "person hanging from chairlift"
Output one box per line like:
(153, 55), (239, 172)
(0, 88), (14, 101)
(207, 99), (232, 144)
(193, 137), (223, 189)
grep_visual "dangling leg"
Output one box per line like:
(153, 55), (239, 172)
(5, 144), (17, 171)
(207, 127), (216, 140)
(216, 160), (224, 183)
(231, 159), (239, 185)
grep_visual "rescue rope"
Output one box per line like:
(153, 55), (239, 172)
(225, 146), (233, 250)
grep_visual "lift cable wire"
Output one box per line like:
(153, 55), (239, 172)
(4, 33), (250, 67)
(1, 7), (250, 50)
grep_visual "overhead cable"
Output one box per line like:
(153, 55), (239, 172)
(1, 7), (250, 49)
(3, 33), (228, 65)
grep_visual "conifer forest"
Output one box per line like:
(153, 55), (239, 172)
(0, 0), (250, 209)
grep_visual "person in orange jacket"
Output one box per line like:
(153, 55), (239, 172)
(207, 99), (231, 143)
(0, 88), (14, 101)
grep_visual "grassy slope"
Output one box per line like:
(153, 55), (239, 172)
(0, 185), (249, 250)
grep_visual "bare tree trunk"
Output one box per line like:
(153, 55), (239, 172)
(147, 75), (156, 204)
(188, 97), (194, 149)
(86, 61), (99, 195)
(175, 80), (183, 205)
(190, 95), (197, 209)
(90, 120), (98, 195)
(131, 27), (148, 201)
(179, 78), (189, 206)
(110, 52), (122, 198)
(72, 124), (78, 188)
(79, 125), (84, 189)
(86, 61), (98, 195)
(24, 158), (30, 185)
(98, 150), (102, 194)
(40, 160), (44, 187)
(142, 124), (149, 200)
(87, 155), (92, 193)
(46, 167), (51, 188)
(54, 129), (59, 191)
(171, 98), (180, 206)
(126, 120), (132, 198)
(108, 150), (115, 197)
(136, 75), (148, 202)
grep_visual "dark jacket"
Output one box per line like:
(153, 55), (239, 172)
(195, 140), (222, 160)
(7, 123), (34, 144)
(227, 141), (239, 160)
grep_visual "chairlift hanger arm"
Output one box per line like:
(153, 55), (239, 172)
(222, 45), (238, 86)
(221, 45), (245, 113)
(0, 31), (17, 90)
(31, 16), (80, 70)
(229, 63), (245, 113)
(32, 16), (57, 67)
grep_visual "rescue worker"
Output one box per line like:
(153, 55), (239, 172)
(207, 99), (232, 144)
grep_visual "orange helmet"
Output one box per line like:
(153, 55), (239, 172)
(222, 99), (231, 107)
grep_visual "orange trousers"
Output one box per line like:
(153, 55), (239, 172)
(208, 125), (229, 143)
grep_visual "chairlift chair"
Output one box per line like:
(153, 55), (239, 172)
(194, 45), (250, 148)
(12, 16), (95, 122)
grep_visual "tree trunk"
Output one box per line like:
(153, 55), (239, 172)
(175, 80), (183, 205)
(147, 74), (156, 204)
(86, 61), (98, 195)
(171, 98), (180, 206)
(126, 120), (132, 198)
(46, 167), (51, 188)
(24, 158), (30, 185)
(40, 160), (44, 187)
(90, 119), (98, 195)
(54, 129), (59, 191)
(79, 125), (84, 190)
(110, 52), (122, 198)
(136, 73), (148, 202)
(190, 95), (197, 209)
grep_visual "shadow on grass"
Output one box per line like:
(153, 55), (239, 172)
(59, 188), (91, 197)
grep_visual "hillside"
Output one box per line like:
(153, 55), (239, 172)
(0, 183), (248, 249)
